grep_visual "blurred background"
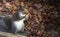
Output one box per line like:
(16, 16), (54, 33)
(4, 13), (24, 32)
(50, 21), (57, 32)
(0, 0), (60, 37)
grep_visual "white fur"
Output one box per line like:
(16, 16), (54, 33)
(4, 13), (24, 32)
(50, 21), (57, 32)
(12, 18), (25, 32)
(19, 12), (25, 18)
(11, 12), (26, 34)
(19, 12), (25, 17)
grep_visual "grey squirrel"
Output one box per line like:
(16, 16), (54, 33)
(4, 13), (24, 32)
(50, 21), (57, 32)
(11, 6), (29, 34)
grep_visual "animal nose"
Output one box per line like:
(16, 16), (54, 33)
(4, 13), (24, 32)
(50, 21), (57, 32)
(23, 14), (26, 18)
(25, 14), (29, 19)
(25, 14), (26, 16)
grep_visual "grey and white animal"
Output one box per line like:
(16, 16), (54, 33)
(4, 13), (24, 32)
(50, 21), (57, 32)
(11, 7), (28, 34)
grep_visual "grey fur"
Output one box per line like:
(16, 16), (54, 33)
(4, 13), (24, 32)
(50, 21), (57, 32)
(11, 8), (26, 34)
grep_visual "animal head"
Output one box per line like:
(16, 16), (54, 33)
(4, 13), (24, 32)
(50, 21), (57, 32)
(13, 6), (29, 21)
(17, 7), (26, 20)
(18, 10), (26, 20)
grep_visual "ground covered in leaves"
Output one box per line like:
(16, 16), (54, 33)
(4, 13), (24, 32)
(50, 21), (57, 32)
(0, 0), (60, 37)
